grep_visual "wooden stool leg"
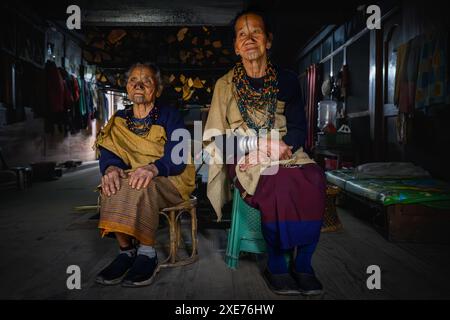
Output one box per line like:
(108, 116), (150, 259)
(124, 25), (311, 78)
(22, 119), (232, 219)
(190, 207), (198, 258)
(168, 210), (177, 264)
(159, 197), (198, 268)
(176, 216), (182, 249)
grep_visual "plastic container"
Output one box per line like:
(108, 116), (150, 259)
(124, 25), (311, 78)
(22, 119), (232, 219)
(317, 100), (337, 132)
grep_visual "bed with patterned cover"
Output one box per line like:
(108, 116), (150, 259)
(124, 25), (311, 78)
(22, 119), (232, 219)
(325, 169), (450, 209)
(325, 169), (450, 242)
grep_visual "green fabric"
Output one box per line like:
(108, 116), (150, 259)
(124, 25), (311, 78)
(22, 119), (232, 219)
(326, 170), (450, 208)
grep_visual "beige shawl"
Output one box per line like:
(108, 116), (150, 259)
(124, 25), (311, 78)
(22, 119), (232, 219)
(203, 69), (315, 221)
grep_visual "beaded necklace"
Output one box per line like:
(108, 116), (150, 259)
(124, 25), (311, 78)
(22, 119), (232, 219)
(125, 105), (159, 136)
(232, 59), (278, 135)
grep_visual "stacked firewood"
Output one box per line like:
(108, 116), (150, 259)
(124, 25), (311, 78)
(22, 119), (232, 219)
(83, 26), (233, 102)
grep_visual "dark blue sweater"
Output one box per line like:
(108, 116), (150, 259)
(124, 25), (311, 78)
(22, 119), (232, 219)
(276, 68), (307, 152)
(98, 104), (188, 176)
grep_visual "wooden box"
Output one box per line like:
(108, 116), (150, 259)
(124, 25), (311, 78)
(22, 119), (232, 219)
(387, 204), (450, 243)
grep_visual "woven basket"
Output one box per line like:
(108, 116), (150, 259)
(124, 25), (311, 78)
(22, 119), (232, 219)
(321, 185), (343, 232)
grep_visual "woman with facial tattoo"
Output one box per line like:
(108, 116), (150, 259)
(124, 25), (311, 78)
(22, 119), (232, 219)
(94, 63), (195, 287)
(203, 9), (326, 296)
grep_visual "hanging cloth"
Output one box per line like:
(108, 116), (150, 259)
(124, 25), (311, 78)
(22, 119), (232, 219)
(305, 64), (322, 151)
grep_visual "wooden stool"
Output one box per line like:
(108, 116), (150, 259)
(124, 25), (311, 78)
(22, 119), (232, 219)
(158, 196), (198, 268)
(321, 185), (343, 232)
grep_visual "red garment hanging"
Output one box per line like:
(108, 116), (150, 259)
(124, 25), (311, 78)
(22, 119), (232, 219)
(45, 61), (65, 113)
(72, 75), (80, 102)
(305, 64), (321, 151)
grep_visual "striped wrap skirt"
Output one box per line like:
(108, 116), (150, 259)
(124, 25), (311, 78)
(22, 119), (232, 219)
(98, 176), (183, 245)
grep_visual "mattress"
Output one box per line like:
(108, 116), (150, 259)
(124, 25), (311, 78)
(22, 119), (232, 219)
(326, 170), (450, 207)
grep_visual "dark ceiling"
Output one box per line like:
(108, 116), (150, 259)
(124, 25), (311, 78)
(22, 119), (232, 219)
(13, 0), (367, 69)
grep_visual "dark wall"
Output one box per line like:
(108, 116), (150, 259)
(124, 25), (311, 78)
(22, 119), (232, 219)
(383, 1), (450, 181)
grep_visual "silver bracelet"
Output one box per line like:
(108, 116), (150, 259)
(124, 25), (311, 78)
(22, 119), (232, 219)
(236, 134), (257, 154)
(247, 136), (258, 151)
(238, 135), (249, 154)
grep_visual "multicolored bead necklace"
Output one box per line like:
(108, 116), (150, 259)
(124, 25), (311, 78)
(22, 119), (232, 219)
(125, 105), (159, 136)
(232, 59), (278, 134)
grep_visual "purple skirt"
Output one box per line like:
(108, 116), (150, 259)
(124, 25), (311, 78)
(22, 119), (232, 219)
(228, 163), (326, 250)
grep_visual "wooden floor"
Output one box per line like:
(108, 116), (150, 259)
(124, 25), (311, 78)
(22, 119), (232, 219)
(1, 164), (449, 300)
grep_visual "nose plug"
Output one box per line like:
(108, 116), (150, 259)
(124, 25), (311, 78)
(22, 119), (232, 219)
(134, 81), (144, 90)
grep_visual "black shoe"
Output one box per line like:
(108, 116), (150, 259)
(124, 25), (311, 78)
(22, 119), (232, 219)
(290, 267), (323, 296)
(262, 268), (301, 296)
(121, 254), (159, 287)
(96, 253), (135, 286)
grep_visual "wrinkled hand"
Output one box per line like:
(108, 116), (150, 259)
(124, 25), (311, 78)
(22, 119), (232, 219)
(239, 149), (271, 172)
(102, 166), (127, 196)
(128, 164), (159, 190)
(277, 140), (293, 160)
(259, 138), (293, 161)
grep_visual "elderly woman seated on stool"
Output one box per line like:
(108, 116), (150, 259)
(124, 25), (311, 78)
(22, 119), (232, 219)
(94, 62), (195, 287)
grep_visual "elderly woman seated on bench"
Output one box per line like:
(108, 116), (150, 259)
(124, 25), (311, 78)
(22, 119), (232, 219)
(94, 62), (195, 287)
